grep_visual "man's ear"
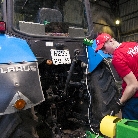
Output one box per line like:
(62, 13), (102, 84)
(110, 38), (114, 42)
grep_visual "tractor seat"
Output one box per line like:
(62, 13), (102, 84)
(37, 8), (62, 24)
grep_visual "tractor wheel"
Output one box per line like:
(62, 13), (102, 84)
(88, 63), (120, 125)
(0, 108), (39, 138)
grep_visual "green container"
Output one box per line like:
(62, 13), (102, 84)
(116, 119), (138, 138)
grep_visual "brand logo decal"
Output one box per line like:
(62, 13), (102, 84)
(0, 66), (37, 73)
(127, 45), (138, 57)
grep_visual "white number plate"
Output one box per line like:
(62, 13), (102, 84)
(50, 49), (71, 65)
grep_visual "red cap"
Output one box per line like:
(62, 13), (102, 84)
(95, 33), (111, 52)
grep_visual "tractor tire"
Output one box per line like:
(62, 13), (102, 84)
(0, 108), (39, 138)
(88, 63), (120, 124)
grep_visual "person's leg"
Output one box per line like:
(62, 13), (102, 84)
(122, 98), (138, 120)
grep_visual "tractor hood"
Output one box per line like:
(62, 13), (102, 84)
(0, 34), (44, 115)
(0, 34), (37, 63)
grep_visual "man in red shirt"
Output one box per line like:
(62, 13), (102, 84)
(95, 33), (138, 120)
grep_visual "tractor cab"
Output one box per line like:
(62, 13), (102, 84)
(11, 0), (90, 38)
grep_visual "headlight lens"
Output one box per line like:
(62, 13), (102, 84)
(14, 99), (26, 110)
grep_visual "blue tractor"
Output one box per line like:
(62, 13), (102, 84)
(0, 0), (121, 137)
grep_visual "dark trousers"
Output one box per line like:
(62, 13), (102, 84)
(122, 97), (138, 120)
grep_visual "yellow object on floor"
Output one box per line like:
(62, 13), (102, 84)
(100, 115), (121, 138)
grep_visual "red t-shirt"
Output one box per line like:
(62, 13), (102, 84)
(112, 42), (138, 97)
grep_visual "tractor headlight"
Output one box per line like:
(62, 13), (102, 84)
(14, 99), (26, 110)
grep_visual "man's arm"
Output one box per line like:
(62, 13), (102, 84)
(120, 71), (138, 104)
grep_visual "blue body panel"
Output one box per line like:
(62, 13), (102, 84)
(0, 34), (36, 63)
(87, 40), (111, 72)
